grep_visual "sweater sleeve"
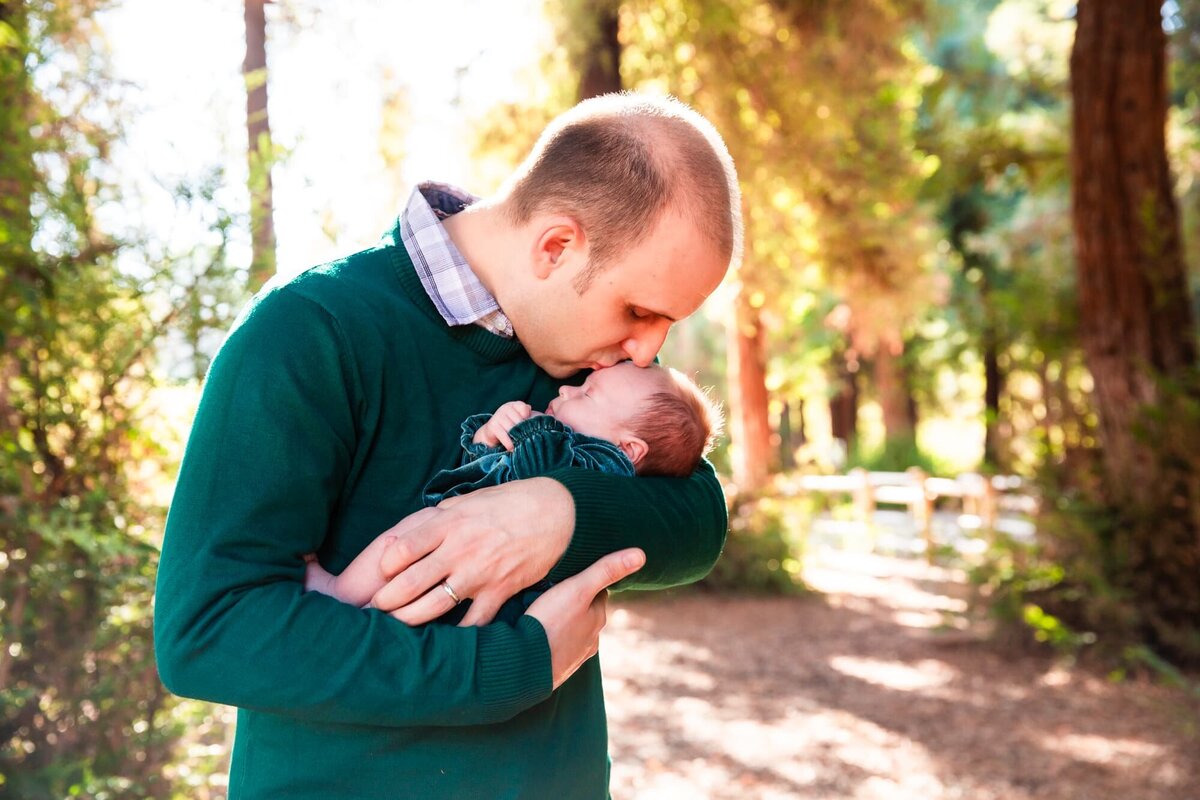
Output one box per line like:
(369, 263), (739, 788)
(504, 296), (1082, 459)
(507, 416), (635, 479)
(153, 288), (552, 728)
(542, 458), (728, 591)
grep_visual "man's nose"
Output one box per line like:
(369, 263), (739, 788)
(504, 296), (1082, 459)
(623, 323), (671, 368)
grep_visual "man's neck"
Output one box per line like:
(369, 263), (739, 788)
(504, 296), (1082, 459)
(441, 203), (513, 302)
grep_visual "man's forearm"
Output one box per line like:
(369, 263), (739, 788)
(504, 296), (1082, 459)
(155, 571), (552, 727)
(543, 459), (727, 589)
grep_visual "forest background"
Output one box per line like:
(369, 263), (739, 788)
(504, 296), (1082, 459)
(2, 0), (1198, 797)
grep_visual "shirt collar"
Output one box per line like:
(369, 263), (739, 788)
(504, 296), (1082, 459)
(398, 181), (513, 337)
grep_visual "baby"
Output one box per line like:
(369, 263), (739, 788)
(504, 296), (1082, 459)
(305, 362), (722, 616)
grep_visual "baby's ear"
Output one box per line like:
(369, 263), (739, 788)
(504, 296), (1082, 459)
(619, 435), (648, 467)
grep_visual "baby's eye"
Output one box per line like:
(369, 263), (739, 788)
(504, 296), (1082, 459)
(628, 306), (650, 320)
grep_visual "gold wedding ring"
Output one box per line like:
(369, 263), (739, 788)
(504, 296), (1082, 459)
(441, 580), (462, 605)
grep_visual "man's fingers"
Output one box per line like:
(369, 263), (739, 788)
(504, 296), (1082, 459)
(571, 548), (645, 600)
(388, 584), (460, 626)
(378, 508), (444, 578)
(372, 556), (450, 611)
(458, 594), (501, 627)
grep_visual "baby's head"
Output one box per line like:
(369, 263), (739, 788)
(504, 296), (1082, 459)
(546, 362), (722, 477)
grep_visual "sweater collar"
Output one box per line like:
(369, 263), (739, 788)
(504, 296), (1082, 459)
(384, 220), (527, 363)
(398, 183), (514, 338)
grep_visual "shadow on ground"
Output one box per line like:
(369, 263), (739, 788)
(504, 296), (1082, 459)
(601, 551), (1200, 800)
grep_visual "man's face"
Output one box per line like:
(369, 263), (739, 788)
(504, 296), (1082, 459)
(517, 208), (728, 379)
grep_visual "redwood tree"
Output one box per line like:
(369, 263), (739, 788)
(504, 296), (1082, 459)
(728, 288), (773, 489)
(1070, 0), (1200, 659)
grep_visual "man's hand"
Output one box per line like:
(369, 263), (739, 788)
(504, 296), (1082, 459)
(526, 548), (645, 689)
(371, 478), (574, 626)
(473, 401), (536, 451)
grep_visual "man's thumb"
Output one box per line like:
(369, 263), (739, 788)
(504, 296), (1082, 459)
(579, 548), (645, 597)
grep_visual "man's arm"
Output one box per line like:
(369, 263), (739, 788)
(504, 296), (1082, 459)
(372, 441), (727, 626)
(544, 458), (727, 588)
(153, 288), (552, 727)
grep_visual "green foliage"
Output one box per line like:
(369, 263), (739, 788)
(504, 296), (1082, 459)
(847, 433), (947, 475)
(700, 493), (807, 594)
(971, 380), (1200, 670)
(1020, 602), (1096, 653)
(914, 0), (1078, 473)
(0, 2), (242, 796)
(1112, 645), (1200, 698)
(968, 530), (1118, 661)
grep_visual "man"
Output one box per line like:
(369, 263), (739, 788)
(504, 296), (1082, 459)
(155, 92), (742, 799)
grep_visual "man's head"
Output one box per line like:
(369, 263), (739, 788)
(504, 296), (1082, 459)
(545, 362), (723, 478)
(484, 92), (742, 378)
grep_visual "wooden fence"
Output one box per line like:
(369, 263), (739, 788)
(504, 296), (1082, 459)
(792, 469), (1039, 560)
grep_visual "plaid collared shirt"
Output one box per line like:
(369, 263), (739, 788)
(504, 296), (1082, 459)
(398, 181), (513, 338)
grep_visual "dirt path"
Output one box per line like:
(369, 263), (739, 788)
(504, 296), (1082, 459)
(600, 551), (1200, 800)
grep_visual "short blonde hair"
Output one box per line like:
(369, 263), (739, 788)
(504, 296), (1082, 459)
(501, 92), (742, 292)
(629, 367), (724, 478)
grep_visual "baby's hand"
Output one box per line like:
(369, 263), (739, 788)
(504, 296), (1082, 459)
(474, 401), (535, 450)
(303, 553), (336, 597)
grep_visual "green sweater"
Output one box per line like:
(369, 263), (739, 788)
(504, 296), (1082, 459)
(154, 222), (728, 799)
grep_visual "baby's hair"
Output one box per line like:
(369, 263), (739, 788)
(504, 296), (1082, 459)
(629, 367), (724, 478)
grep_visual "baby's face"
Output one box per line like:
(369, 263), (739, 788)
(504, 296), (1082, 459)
(545, 362), (663, 443)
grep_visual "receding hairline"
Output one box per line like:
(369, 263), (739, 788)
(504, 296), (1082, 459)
(498, 92), (743, 274)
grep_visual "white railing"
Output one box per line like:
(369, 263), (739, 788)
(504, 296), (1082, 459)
(791, 468), (1039, 560)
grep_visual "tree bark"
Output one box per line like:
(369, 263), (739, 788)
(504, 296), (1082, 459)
(1071, 1), (1196, 490)
(244, 0), (276, 292)
(830, 344), (860, 450)
(1070, 0), (1200, 657)
(727, 291), (772, 491)
(873, 334), (915, 443)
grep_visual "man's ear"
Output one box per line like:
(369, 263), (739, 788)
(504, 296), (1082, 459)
(532, 216), (586, 280)
(618, 435), (649, 468)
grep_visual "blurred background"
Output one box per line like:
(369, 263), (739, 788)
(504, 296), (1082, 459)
(2, 0), (1199, 797)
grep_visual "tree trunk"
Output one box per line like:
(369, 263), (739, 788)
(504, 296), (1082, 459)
(873, 334), (914, 442)
(830, 346), (859, 449)
(727, 291), (772, 491)
(778, 399), (796, 471)
(982, 326), (1004, 469)
(244, 0), (276, 292)
(1072, 0), (1196, 486)
(978, 257), (1006, 470)
(1070, 0), (1200, 658)
(576, 2), (621, 99)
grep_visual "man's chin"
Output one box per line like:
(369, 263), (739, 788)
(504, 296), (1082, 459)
(538, 360), (583, 379)
(529, 352), (601, 378)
